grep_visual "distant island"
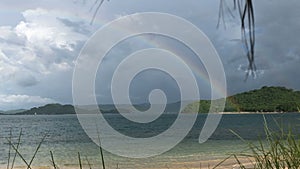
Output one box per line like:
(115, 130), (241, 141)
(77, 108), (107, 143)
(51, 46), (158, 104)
(0, 86), (299, 115)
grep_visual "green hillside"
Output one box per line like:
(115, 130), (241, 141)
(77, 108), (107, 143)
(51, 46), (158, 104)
(17, 104), (75, 115)
(184, 86), (300, 113)
(2, 109), (26, 114)
(3, 86), (300, 115)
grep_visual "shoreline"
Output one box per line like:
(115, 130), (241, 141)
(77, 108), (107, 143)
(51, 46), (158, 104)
(1, 111), (298, 116)
(213, 111), (291, 114)
(0, 157), (254, 169)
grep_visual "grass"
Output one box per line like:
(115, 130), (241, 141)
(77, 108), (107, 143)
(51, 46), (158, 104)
(5, 129), (107, 169)
(49, 151), (58, 169)
(6, 131), (48, 169)
(214, 116), (300, 169)
(78, 152), (82, 169)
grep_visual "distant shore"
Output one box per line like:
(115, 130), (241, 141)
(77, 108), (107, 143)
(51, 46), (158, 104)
(1, 111), (298, 115)
(213, 111), (291, 114)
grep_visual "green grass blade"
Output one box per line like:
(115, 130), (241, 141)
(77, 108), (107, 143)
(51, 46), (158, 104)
(7, 128), (12, 169)
(28, 134), (48, 168)
(50, 151), (58, 169)
(11, 129), (23, 169)
(6, 138), (31, 169)
(78, 152), (82, 169)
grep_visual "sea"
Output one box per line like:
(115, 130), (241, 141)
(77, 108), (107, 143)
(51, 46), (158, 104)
(0, 113), (299, 168)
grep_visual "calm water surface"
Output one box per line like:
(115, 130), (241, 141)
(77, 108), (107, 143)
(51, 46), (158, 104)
(0, 113), (299, 168)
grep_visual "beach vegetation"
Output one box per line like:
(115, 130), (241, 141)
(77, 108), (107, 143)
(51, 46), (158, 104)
(214, 117), (300, 169)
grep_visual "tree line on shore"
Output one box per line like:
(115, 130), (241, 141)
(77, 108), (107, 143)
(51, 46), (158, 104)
(1, 86), (299, 115)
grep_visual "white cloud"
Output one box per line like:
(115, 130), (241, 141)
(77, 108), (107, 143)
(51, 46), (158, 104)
(0, 51), (18, 81)
(0, 94), (54, 103)
(15, 8), (87, 52)
(0, 8), (89, 74)
(0, 94), (56, 110)
(0, 7), (93, 109)
(0, 8), (92, 86)
(52, 61), (72, 71)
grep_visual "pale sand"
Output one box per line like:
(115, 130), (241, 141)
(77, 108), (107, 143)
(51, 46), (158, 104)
(0, 158), (254, 169)
(214, 111), (285, 114)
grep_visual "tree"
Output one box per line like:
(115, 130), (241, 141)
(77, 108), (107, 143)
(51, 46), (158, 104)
(218, 0), (255, 79)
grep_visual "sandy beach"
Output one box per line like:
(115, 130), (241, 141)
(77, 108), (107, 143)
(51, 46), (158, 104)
(214, 111), (286, 114)
(0, 157), (254, 169)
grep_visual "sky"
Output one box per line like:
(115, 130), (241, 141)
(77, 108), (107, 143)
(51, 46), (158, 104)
(0, 0), (299, 110)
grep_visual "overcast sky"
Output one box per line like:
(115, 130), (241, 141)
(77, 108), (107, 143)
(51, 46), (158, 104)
(0, 0), (299, 110)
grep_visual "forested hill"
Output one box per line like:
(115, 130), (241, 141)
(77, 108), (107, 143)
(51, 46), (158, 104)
(184, 86), (300, 113)
(16, 104), (75, 115)
(228, 86), (300, 112)
(2, 86), (300, 115)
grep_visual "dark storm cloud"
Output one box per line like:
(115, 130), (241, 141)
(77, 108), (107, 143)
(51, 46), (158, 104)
(210, 1), (300, 95)
(16, 74), (39, 87)
(1, 0), (300, 110)
(57, 18), (92, 35)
